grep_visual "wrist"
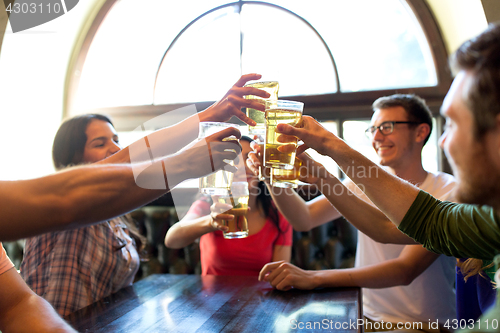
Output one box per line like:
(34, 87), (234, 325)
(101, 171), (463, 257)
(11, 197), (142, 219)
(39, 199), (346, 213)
(310, 270), (323, 289)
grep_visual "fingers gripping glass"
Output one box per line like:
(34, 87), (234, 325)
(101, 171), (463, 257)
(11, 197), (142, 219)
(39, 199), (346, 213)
(365, 121), (419, 138)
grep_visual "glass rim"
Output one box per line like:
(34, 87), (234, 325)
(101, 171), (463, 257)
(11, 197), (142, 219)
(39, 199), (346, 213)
(199, 121), (239, 127)
(198, 122), (239, 138)
(243, 80), (279, 87)
(265, 99), (304, 111)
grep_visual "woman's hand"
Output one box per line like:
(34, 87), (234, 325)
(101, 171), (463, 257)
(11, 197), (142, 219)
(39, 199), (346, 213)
(201, 74), (271, 125)
(208, 201), (234, 232)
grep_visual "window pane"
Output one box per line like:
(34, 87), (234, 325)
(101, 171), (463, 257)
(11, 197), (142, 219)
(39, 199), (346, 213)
(154, 5), (242, 105)
(73, 0), (229, 111)
(268, 0), (437, 91)
(422, 118), (438, 173)
(240, 4), (337, 97)
(343, 120), (379, 163)
(155, 3), (338, 104)
(306, 121), (339, 177)
(342, 118), (438, 173)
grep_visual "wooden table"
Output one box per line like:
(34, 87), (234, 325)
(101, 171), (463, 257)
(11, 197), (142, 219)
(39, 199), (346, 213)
(65, 274), (362, 332)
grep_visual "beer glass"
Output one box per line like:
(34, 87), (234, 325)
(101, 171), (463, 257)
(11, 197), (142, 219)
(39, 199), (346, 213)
(264, 100), (304, 169)
(270, 157), (302, 188)
(217, 181), (250, 239)
(244, 81), (279, 136)
(199, 122), (239, 195)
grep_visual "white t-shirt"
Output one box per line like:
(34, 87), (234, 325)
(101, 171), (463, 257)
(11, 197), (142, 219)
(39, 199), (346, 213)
(0, 242), (14, 275)
(348, 172), (457, 324)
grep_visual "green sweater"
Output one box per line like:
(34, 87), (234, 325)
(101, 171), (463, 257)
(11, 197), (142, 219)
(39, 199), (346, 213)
(399, 190), (500, 333)
(399, 190), (500, 261)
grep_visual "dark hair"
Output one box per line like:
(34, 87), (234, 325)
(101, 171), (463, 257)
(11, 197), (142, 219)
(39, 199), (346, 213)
(451, 22), (500, 139)
(52, 114), (145, 251)
(239, 135), (285, 234)
(52, 114), (114, 170)
(372, 94), (433, 145)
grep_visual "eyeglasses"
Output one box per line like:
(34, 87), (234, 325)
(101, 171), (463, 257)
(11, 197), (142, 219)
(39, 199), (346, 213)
(365, 121), (419, 138)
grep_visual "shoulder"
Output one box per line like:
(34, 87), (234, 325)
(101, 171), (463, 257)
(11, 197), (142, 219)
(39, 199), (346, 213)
(421, 172), (456, 202)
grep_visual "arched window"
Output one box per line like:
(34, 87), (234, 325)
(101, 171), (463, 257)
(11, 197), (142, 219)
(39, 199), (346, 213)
(65, 0), (450, 180)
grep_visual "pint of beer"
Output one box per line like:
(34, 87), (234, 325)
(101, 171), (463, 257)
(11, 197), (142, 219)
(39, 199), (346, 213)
(271, 157), (302, 188)
(244, 81), (279, 136)
(217, 182), (249, 239)
(264, 100), (304, 169)
(198, 122), (240, 195)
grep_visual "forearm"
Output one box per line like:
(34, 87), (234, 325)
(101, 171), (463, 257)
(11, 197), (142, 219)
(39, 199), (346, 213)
(317, 174), (416, 244)
(399, 192), (500, 259)
(0, 159), (187, 241)
(267, 185), (314, 231)
(1, 294), (75, 332)
(314, 261), (414, 289)
(104, 113), (202, 165)
(324, 139), (419, 225)
(165, 215), (215, 249)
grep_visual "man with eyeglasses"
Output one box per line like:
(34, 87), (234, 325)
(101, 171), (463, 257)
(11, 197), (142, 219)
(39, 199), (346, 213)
(261, 22), (500, 332)
(251, 94), (457, 332)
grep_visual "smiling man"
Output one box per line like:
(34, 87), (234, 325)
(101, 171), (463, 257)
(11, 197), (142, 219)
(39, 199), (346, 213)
(255, 94), (457, 332)
(269, 23), (500, 330)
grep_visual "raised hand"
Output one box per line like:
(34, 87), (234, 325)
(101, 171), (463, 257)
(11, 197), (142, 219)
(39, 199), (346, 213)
(201, 74), (271, 125)
(258, 261), (319, 291)
(276, 116), (339, 156)
(180, 127), (242, 180)
(295, 152), (330, 185)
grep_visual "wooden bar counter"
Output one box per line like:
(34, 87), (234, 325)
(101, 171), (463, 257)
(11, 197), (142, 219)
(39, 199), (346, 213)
(65, 274), (362, 332)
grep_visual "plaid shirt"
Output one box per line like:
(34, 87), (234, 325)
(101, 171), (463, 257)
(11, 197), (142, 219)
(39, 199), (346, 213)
(20, 218), (139, 316)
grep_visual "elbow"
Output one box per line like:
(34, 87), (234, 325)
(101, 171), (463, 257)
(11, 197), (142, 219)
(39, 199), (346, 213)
(294, 226), (313, 232)
(164, 231), (182, 249)
(400, 276), (416, 286)
(164, 236), (176, 249)
(292, 222), (314, 232)
(397, 271), (418, 286)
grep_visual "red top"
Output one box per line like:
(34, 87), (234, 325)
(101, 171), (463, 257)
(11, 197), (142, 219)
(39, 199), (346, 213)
(190, 200), (293, 276)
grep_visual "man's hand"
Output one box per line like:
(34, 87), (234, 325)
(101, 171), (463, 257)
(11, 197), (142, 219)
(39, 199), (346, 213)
(182, 127), (242, 179)
(201, 74), (271, 125)
(259, 261), (319, 291)
(295, 152), (329, 185)
(276, 116), (339, 156)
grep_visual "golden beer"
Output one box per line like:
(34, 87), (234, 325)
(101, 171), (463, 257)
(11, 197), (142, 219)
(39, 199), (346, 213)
(244, 81), (279, 136)
(264, 108), (303, 168)
(217, 182), (249, 239)
(271, 157), (302, 188)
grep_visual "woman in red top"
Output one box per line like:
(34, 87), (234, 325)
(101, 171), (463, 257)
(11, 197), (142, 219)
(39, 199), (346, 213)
(165, 136), (293, 276)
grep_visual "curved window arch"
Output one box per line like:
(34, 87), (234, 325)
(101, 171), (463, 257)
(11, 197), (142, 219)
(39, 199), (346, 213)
(64, 0), (451, 178)
(154, 2), (338, 104)
(67, 0), (449, 120)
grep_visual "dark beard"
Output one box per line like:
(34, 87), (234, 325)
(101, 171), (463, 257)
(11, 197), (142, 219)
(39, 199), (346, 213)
(453, 145), (500, 209)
